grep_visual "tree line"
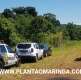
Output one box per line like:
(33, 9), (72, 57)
(0, 6), (81, 47)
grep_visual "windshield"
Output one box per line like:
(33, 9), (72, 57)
(0, 45), (7, 54)
(17, 44), (31, 49)
(6, 45), (14, 53)
(39, 44), (48, 49)
(39, 44), (44, 49)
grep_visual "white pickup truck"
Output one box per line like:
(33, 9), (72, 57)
(16, 42), (44, 62)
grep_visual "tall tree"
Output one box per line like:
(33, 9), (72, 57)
(44, 13), (60, 26)
(2, 9), (15, 18)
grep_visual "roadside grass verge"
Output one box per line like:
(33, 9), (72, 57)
(1, 41), (81, 80)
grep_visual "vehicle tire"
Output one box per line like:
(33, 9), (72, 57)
(41, 54), (43, 59)
(44, 53), (48, 57)
(15, 59), (20, 67)
(34, 54), (38, 62)
(0, 61), (4, 69)
(47, 53), (51, 56)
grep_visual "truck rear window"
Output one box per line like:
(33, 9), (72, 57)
(17, 44), (31, 49)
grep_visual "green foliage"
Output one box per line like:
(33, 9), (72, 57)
(2, 9), (16, 18)
(9, 32), (25, 46)
(12, 6), (37, 16)
(43, 13), (60, 26)
(0, 17), (14, 43)
(47, 32), (63, 47)
(63, 23), (81, 40)
(0, 6), (81, 47)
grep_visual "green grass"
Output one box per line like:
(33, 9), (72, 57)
(1, 40), (81, 80)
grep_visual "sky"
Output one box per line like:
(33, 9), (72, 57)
(0, 0), (81, 25)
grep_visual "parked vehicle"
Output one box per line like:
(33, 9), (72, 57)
(16, 42), (44, 62)
(0, 43), (20, 69)
(39, 43), (52, 57)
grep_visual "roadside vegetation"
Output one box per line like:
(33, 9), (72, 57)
(0, 41), (81, 80)
(0, 6), (81, 48)
(14, 41), (81, 69)
(0, 6), (81, 80)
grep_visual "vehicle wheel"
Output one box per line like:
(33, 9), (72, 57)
(0, 61), (4, 69)
(41, 54), (43, 59)
(34, 54), (38, 62)
(47, 53), (51, 56)
(44, 53), (48, 57)
(15, 59), (20, 67)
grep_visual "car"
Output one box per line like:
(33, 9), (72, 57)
(16, 42), (44, 62)
(0, 43), (20, 69)
(39, 43), (52, 57)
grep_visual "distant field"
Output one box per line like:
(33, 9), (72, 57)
(0, 41), (81, 80)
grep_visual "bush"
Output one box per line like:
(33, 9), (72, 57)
(37, 32), (63, 47)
